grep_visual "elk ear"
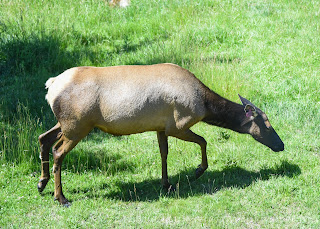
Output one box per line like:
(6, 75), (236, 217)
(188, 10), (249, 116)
(238, 94), (255, 107)
(238, 94), (258, 117)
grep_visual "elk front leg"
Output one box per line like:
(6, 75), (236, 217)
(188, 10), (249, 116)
(170, 129), (208, 179)
(195, 140), (208, 179)
(38, 123), (61, 193)
(157, 131), (172, 190)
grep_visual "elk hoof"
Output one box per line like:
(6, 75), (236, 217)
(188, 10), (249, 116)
(54, 195), (71, 207)
(63, 201), (71, 208)
(195, 164), (206, 179)
(37, 178), (49, 193)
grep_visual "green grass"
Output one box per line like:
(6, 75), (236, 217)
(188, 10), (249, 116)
(1, 0), (320, 227)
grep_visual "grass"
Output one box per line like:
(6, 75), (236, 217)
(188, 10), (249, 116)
(1, 0), (320, 227)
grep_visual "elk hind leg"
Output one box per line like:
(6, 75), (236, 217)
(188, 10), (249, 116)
(51, 134), (81, 207)
(52, 123), (93, 207)
(38, 123), (62, 193)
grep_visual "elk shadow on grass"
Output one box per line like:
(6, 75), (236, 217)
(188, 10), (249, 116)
(69, 160), (301, 202)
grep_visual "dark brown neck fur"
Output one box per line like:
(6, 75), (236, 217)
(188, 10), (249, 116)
(201, 88), (250, 134)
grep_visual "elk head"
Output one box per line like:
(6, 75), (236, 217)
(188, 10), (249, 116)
(239, 95), (284, 152)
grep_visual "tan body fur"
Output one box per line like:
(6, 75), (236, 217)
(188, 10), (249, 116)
(38, 63), (284, 206)
(46, 64), (206, 137)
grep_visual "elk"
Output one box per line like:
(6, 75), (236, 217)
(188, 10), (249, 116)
(108, 0), (130, 8)
(38, 63), (284, 206)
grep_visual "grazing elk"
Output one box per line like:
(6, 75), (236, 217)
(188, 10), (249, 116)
(38, 63), (284, 206)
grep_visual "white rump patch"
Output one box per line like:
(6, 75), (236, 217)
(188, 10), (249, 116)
(45, 78), (56, 89)
(45, 68), (77, 108)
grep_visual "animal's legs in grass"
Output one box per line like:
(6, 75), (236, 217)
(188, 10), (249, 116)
(38, 123), (62, 193)
(52, 135), (79, 207)
(170, 129), (208, 179)
(157, 131), (172, 190)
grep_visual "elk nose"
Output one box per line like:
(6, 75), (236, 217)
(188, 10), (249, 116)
(273, 142), (284, 152)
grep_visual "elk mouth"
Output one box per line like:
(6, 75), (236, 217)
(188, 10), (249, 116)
(252, 135), (284, 152)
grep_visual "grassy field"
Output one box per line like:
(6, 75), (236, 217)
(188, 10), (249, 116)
(1, 0), (320, 227)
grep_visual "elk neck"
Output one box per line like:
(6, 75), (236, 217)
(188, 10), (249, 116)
(201, 89), (250, 134)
